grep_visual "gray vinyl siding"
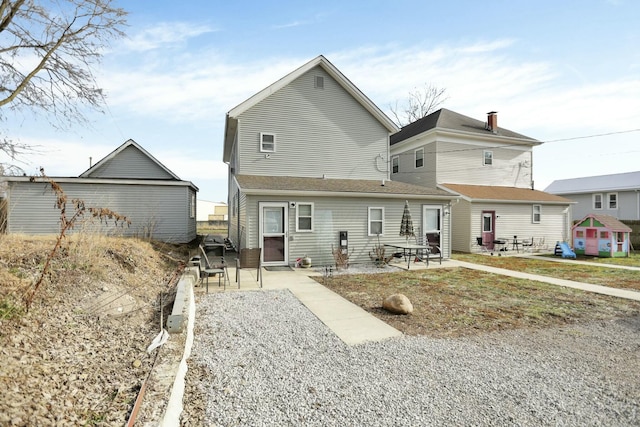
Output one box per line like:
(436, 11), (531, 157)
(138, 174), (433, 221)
(235, 66), (389, 180)
(450, 199), (472, 252)
(6, 181), (195, 243)
(87, 145), (175, 180)
(559, 191), (640, 221)
(436, 141), (532, 188)
(391, 142), (437, 187)
(467, 203), (569, 252)
(243, 195), (450, 266)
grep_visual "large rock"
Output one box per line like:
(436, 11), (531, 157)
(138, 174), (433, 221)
(383, 294), (413, 315)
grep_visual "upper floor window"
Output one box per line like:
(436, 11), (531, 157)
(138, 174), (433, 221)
(415, 148), (424, 168)
(593, 193), (603, 210)
(190, 194), (196, 218)
(260, 133), (276, 152)
(391, 156), (399, 174)
(607, 193), (618, 209)
(532, 204), (541, 223)
(483, 150), (493, 166)
(368, 207), (384, 236)
(296, 203), (313, 232)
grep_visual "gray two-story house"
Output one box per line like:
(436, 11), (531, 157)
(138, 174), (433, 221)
(223, 55), (455, 267)
(390, 109), (573, 253)
(545, 171), (640, 221)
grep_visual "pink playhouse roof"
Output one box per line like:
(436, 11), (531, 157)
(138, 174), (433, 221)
(574, 214), (632, 232)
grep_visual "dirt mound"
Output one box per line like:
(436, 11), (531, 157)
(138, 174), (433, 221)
(0, 234), (187, 426)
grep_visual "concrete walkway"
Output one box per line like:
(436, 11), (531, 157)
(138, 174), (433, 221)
(200, 257), (640, 346)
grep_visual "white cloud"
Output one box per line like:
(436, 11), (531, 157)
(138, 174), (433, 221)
(120, 22), (217, 52)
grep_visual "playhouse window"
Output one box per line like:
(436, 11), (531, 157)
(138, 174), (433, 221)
(600, 231), (609, 239)
(576, 230), (584, 238)
(607, 193), (617, 209)
(616, 232), (624, 243)
(593, 194), (602, 210)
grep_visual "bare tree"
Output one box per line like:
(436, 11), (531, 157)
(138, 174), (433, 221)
(0, 0), (127, 172)
(390, 83), (448, 127)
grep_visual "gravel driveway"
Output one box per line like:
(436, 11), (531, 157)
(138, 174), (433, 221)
(184, 289), (640, 426)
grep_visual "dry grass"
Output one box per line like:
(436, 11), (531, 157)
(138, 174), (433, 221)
(453, 253), (640, 291)
(320, 267), (640, 338)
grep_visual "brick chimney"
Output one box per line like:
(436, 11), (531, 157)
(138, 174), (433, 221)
(487, 111), (498, 133)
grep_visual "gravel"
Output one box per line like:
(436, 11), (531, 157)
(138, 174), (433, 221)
(184, 289), (640, 426)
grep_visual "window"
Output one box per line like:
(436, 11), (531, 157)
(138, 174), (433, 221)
(607, 193), (618, 209)
(190, 194), (196, 218)
(296, 203), (313, 232)
(593, 193), (603, 210)
(260, 132), (276, 152)
(532, 204), (541, 223)
(314, 75), (324, 89)
(391, 156), (399, 174)
(600, 231), (609, 239)
(368, 207), (384, 236)
(415, 148), (424, 168)
(483, 150), (493, 166)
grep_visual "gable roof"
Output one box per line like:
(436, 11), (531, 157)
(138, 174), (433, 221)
(440, 183), (572, 204)
(80, 139), (181, 180)
(223, 55), (399, 163)
(390, 108), (539, 146)
(574, 214), (632, 232)
(236, 174), (455, 200)
(545, 171), (640, 194)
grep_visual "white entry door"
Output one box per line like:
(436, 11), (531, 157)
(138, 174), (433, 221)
(259, 202), (288, 266)
(422, 205), (442, 250)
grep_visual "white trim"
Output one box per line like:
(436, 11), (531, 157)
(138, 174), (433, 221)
(258, 202), (289, 266)
(593, 193), (603, 210)
(260, 132), (276, 153)
(532, 204), (541, 223)
(607, 192), (618, 210)
(483, 150), (493, 166)
(414, 148), (424, 169)
(295, 202), (314, 232)
(368, 206), (385, 236)
(391, 155), (399, 174)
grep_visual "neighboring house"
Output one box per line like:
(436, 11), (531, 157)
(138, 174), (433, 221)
(222, 55), (456, 267)
(572, 213), (632, 258)
(0, 139), (198, 243)
(545, 171), (640, 221)
(390, 109), (573, 252)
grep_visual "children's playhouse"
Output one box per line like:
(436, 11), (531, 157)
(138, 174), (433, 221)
(572, 214), (632, 258)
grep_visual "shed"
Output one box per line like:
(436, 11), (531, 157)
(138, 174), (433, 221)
(572, 214), (632, 258)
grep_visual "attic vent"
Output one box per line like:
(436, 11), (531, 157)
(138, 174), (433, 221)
(314, 75), (324, 89)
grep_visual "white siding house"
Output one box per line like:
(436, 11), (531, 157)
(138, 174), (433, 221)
(223, 55), (456, 266)
(1, 139), (198, 243)
(390, 109), (573, 252)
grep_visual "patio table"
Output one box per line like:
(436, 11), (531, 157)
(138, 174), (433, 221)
(384, 243), (434, 269)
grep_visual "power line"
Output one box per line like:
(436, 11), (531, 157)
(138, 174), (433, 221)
(542, 128), (640, 143)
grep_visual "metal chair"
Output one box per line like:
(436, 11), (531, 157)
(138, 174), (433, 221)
(199, 245), (229, 291)
(236, 248), (262, 288)
(476, 237), (490, 253)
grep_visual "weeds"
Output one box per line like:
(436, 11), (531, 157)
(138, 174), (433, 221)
(21, 169), (131, 310)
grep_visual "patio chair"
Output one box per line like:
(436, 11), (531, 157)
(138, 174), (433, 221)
(236, 247), (262, 288)
(476, 237), (490, 253)
(521, 237), (534, 252)
(198, 245), (229, 291)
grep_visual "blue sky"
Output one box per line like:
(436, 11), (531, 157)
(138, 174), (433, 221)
(5, 0), (640, 203)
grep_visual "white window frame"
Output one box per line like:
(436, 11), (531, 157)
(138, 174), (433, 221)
(368, 207), (385, 236)
(314, 75), (324, 89)
(190, 193), (196, 218)
(260, 132), (276, 153)
(607, 192), (618, 210)
(296, 202), (314, 232)
(593, 193), (603, 210)
(532, 204), (541, 224)
(391, 155), (399, 174)
(414, 148), (424, 169)
(483, 150), (493, 166)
